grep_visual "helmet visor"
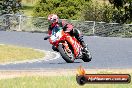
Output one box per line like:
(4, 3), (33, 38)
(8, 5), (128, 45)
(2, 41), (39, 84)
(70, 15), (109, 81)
(49, 19), (56, 24)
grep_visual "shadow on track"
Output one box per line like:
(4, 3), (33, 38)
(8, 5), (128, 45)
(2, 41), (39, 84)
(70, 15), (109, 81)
(49, 61), (82, 64)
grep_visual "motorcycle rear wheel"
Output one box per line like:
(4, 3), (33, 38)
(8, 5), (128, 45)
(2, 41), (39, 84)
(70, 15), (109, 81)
(58, 44), (75, 63)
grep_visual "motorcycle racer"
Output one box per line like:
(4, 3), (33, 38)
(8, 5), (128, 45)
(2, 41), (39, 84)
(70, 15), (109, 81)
(46, 14), (86, 51)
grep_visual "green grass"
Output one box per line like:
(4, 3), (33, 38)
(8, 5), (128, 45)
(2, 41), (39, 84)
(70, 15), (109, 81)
(21, 5), (34, 16)
(0, 45), (45, 63)
(21, 0), (39, 16)
(0, 74), (131, 88)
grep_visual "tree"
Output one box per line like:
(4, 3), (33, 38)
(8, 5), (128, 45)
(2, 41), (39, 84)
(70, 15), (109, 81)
(109, 0), (124, 9)
(0, 0), (22, 15)
(109, 0), (132, 23)
(81, 1), (115, 22)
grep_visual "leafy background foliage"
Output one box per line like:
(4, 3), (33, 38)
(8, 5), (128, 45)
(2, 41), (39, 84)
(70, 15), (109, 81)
(33, 0), (90, 20)
(0, 0), (132, 23)
(0, 0), (22, 15)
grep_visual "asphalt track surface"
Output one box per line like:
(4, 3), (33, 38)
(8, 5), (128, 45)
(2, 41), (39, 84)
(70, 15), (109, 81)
(0, 31), (132, 70)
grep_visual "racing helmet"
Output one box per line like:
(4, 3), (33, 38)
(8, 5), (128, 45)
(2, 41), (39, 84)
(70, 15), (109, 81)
(48, 14), (59, 27)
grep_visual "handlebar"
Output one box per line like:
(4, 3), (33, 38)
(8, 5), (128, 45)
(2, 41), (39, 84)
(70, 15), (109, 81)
(44, 36), (50, 40)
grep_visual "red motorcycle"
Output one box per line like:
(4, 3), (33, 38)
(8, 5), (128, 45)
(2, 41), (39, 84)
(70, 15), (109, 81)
(44, 26), (92, 63)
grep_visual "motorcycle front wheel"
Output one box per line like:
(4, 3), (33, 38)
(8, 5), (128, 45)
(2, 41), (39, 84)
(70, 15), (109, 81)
(58, 43), (75, 63)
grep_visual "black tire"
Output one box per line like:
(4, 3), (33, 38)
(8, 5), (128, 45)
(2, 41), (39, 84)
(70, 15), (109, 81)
(82, 51), (92, 62)
(58, 44), (74, 63)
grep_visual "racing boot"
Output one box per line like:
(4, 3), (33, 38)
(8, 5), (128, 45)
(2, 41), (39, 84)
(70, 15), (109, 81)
(77, 35), (88, 54)
(78, 35), (87, 48)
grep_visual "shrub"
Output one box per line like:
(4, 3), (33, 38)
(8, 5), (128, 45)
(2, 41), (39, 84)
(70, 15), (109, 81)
(33, 0), (90, 20)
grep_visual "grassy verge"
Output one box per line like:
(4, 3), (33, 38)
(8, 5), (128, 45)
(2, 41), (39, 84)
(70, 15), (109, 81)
(0, 70), (131, 88)
(0, 73), (131, 88)
(0, 44), (45, 63)
(21, 5), (34, 16)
